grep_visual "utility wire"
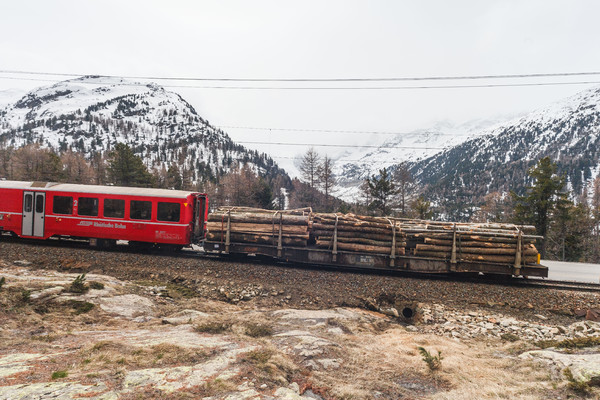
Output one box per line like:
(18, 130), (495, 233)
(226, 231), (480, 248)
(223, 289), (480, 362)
(1, 74), (600, 90)
(2, 68), (600, 82)
(218, 125), (493, 137)
(236, 141), (446, 150)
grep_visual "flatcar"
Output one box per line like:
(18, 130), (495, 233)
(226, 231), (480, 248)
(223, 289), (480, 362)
(0, 180), (208, 248)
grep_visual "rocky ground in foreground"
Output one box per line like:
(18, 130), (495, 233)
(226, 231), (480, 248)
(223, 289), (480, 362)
(1, 240), (600, 399)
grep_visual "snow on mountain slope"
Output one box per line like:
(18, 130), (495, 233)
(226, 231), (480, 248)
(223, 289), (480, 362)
(411, 85), (600, 219)
(333, 118), (515, 201)
(0, 76), (284, 182)
(0, 88), (25, 108)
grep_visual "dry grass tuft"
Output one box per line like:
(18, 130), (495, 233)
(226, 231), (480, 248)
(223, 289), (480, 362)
(194, 321), (231, 334)
(244, 322), (273, 338)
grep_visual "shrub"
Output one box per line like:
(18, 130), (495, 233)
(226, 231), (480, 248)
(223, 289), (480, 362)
(564, 367), (590, 394)
(68, 274), (89, 294)
(195, 322), (230, 334)
(51, 370), (68, 380)
(245, 323), (273, 338)
(417, 346), (443, 372)
(500, 333), (520, 342)
(68, 300), (94, 314)
(244, 349), (273, 365)
(21, 289), (31, 303)
(88, 281), (104, 290)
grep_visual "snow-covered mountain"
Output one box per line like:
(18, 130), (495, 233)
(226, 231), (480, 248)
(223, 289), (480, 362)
(0, 76), (285, 182)
(0, 88), (25, 108)
(411, 85), (600, 220)
(333, 118), (516, 201)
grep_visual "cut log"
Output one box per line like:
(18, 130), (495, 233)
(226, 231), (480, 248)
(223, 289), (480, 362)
(316, 235), (406, 247)
(423, 238), (536, 247)
(415, 244), (538, 256)
(208, 212), (310, 225)
(217, 206), (312, 215)
(207, 222), (308, 235)
(414, 250), (538, 264)
(313, 223), (398, 235)
(316, 240), (405, 255)
(312, 230), (404, 242)
(206, 232), (307, 246)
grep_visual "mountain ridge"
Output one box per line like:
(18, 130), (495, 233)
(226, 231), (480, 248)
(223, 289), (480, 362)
(0, 76), (286, 184)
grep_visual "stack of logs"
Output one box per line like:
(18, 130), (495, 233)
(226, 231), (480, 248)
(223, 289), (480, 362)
(206, 207), (312, 247)
(312, 213), (406, 256)
(206, 208), (541, 265)
(403, 221), (540, 265)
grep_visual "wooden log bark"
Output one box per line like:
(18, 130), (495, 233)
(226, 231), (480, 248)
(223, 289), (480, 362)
(206, 232), (307, 246)
(207, 222), (308, 235)
(316, 235), (407, 247)
(316, 240), (405, 255)
(312, 223), (398, 235)
(414, 250), (538, 264)
(423, 238), (536, 247)
(312, 230), (404, 242)
(208, 212), (310, 225)
(415, 244), (538, 256)
(217, 206), (312, 215)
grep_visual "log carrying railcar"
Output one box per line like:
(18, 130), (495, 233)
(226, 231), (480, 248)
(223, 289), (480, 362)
(204, 207), (549, 278)
(0, 181), (208, 247)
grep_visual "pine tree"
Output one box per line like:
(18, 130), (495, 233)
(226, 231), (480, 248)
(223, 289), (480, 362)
(166, 164), (183, 190)
(367, 168), (396, 216)
(107, 143), (154, 187)
(412, 195), (433, 220)
(512, 157), (566, 258)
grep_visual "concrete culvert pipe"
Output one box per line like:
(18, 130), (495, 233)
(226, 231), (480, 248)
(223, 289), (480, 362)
(402, 307), (415, 319)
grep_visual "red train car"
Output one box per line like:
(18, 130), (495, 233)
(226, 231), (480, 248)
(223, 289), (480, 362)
(0, 181), (208, 248)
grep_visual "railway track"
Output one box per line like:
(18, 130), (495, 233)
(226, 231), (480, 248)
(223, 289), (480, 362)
(2, 233), (598, 293)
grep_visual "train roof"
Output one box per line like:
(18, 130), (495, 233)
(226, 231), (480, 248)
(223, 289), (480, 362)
(0, 180), (201, 199)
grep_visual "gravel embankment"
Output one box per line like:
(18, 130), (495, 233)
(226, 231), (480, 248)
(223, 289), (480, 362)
(1, 239), (597, 324)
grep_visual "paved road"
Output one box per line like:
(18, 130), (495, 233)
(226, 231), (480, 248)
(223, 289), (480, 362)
(543, 260), (600, 283)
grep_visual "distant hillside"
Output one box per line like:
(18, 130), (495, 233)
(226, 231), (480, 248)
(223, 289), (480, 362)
(410, 86), (600, 220)
(0, 76), (287, 183)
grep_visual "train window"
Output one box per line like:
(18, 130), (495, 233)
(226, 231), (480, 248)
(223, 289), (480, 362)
(78, 197), (99, 216)
(104, 199), (125, 218)
(35, 194), (44, 213)
(130, 200), (152, 220)
(24, 194), (33, 212)
(157, 202), (180, 222)
(53, 196), (73, 215)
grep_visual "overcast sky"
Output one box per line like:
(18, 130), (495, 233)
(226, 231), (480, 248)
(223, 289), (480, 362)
(1, 0), (600, 173)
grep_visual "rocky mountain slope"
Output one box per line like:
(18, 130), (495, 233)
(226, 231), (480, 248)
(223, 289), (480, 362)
(411, 86), (600, 219)
(332, 118), (515, 201)
(0, 77), (285, 183)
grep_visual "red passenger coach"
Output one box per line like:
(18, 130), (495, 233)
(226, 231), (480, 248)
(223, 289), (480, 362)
(0, 181), (208, 248)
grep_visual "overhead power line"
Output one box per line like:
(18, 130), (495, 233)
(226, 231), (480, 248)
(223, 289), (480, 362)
(2, 68), (600, 82)
(235, 141), (445, 150)
(2, 74), (600, 90)
(218, 125), (492, 137)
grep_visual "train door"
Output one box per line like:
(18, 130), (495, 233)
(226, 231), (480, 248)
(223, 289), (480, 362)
(22, 191), (45, 237)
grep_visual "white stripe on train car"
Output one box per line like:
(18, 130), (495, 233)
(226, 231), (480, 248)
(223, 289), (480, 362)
(48, 215), (189, 227)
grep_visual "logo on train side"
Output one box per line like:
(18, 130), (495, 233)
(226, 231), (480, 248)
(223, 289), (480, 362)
(155, 231), (181, 240)
(77, 221), (126, 229)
